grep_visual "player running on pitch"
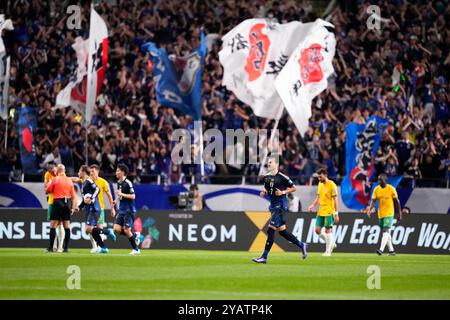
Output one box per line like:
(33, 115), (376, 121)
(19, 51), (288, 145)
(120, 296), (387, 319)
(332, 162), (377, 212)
(252, 155), (307, 264)
(308, 168), (339, 256)
(365, 174), (406, 256)
(78, 165), (115, 253)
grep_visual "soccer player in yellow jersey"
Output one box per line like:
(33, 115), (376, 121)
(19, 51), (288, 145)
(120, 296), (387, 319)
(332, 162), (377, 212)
(44, 164), (64, 252)
(308, 168), (339, 256)
(365, 174), (405, 256)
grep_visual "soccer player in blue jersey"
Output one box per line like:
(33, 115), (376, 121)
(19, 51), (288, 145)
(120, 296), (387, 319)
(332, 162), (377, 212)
(78, 165), (114, 253)
(252, 155), (308, 264)
(112, 164), (140, 255)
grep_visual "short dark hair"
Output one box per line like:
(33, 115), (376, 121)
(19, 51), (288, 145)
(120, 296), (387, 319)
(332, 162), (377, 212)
(317, 168), (328, 176)
(89, 164), (100, 171)
(117, 164), (129, 175)
(79, 165), (90, 175)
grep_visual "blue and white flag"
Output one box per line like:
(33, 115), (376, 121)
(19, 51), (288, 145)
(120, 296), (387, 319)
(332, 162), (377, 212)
(341, 116), (390, 210)
(142, 32), (206, 120)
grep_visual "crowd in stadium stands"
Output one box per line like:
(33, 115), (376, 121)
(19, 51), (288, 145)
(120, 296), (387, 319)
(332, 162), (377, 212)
(0, 0), (448, 187)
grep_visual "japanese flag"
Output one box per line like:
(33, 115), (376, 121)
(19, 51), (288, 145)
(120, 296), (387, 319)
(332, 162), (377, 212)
(86, 6), (108, 125)
(55, 37), (89, 113)
(219, 19), (307, 120)
(275, 19), (336, 135)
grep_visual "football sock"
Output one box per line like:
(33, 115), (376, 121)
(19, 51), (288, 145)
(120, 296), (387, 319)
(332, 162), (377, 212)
(89, 234), (98, 249)
(53, 226), (60, 250)
(54, 226), (60, 250)
(63, 228), (71, 250)
(324, 232), (332, 252)
(387, 233), (394, 252)
(49, 228), (56, 251)
(319, 230), (327, 242)
(92, 228), (105, 248)
(128, 234), (138, 250)
(262, 228), (275, 259)
(279, 230), (304, 249)
(380, 232), (389, 252)
(327, 232), (334, 249)
(57, 225), (65, 250)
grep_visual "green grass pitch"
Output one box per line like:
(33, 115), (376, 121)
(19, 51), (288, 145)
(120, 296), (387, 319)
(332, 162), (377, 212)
(0, 248), (449, 299)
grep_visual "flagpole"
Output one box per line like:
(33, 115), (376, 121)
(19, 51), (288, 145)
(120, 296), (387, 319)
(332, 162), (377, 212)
(199, 121), (205, 176)
(85, 121), (88, 165)
(4, 112), (8, 151)
(194, 119), (205, 177)
(85, 2), (94, 165)
(258, 106), (283, 176)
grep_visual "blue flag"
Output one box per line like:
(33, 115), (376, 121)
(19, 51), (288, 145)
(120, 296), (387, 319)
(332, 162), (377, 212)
(341, 116), (390, 210)
(142, 33), (206, 120)
(16, 104), (38, 174)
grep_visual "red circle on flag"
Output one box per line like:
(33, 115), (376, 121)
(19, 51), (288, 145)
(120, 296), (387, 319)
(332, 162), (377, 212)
(22, 128), (33, 153)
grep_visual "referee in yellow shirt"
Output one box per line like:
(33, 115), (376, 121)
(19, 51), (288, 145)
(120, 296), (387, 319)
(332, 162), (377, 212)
(308, 168), (339, 256)
(365, 174), (406, 256)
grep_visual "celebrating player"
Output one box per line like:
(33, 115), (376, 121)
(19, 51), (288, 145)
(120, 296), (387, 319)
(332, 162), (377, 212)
(112, 164), (140, 255)
(365, 174), (406, 256)
(44, 163), (64, 252)
(252, 155), (307, 264)
(308, 168), (339, 257)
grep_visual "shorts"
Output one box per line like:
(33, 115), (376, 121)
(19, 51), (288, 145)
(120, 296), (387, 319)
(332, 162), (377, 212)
(114, 211), (135, 228)
(50, 199), (72, 221)
(86, 207), (101, 226)
(378, 216), (393, 229)
(316, 215), (334, 228)
(269, 207), (286, 228)
(47, 204), (53, 221)
(97, 210), (105, 225)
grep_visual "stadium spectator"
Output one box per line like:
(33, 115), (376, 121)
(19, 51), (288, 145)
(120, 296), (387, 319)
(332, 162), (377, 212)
(0, 0), (448, 188)
(189, 183), (206, 211)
